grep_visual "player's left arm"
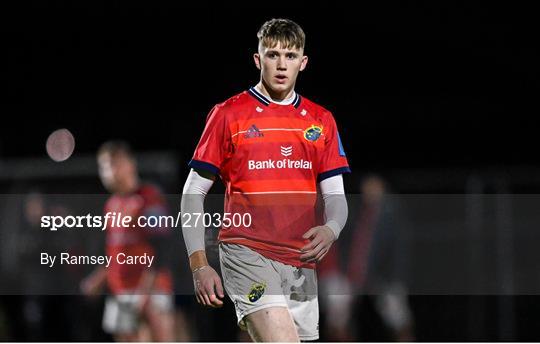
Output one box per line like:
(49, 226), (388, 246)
(135, 269), (157, 313)
(134, 235), (168, 313)
(300, 174), (348, 263)
(136, 195), (174, 312)
(301, 111), (349, 263)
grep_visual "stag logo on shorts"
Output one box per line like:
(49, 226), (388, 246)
(248, 282), (266, 302)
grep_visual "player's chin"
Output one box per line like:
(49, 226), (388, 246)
(270, 82), (291, 92)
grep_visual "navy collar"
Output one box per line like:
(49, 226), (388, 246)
(248, 87), (301, 108)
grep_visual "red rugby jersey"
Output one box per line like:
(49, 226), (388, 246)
(189, 87), (350, 268)
(104, 184), (172, 294)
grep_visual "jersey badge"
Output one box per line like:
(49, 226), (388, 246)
(304, 125), (323, 142)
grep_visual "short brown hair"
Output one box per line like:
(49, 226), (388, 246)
(97, 140), (134, 159)
(257, 18), (306, 50)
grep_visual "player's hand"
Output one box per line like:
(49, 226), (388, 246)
(135, 294), (150, 315)
(192, 265), (225, 308)
(80, 274), (104, 297)
(300, 225), (336, 263)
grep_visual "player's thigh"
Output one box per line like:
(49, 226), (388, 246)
(219, 243), (287, 328)
(280, 265), (320, 341)
(144, 294), (175, 341)
(287, 293), (319, 341)
(244, 306), (299, 342)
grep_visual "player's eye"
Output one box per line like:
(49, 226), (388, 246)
(286, 53), (297, 59)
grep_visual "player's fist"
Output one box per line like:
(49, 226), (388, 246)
(300, 225), (336, 263)
(192, 265), (225, 308)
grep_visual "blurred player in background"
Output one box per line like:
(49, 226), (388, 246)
(350, 175), (414, 341)
(319, 174), (414, 341)
(181, 18), (350, 341)
(80, 141), (177, 342)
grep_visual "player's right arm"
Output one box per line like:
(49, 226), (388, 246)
(182, 104), (231, 307)
(181, 168), (224, 308)
(80, 266), (107, 297)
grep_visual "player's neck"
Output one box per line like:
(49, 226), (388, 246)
(117, 178), (139, 195)
(255, 82), (295, 104)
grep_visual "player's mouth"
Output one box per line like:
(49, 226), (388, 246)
(275, 75), (288, 84)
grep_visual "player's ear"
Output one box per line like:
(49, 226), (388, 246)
(299, 55), (308, 72)
(253, 53), (261, 70)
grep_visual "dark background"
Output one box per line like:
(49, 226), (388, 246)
(2, 1), (540, 342)
(3, 1), (539, 171)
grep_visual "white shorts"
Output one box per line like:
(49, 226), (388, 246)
(219, 243), (319, 341)
(102, 293), (173, 335)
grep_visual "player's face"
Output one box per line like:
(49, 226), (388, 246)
(361, 176), (385, 204)
(97, 151), (137, 193)
(254, 41), (308, 98)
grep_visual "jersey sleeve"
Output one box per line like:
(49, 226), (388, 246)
(188, 105), (231, 177)
(318, 112), (351, 182)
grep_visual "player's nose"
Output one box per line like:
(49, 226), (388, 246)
(277, 56), (287, 70)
